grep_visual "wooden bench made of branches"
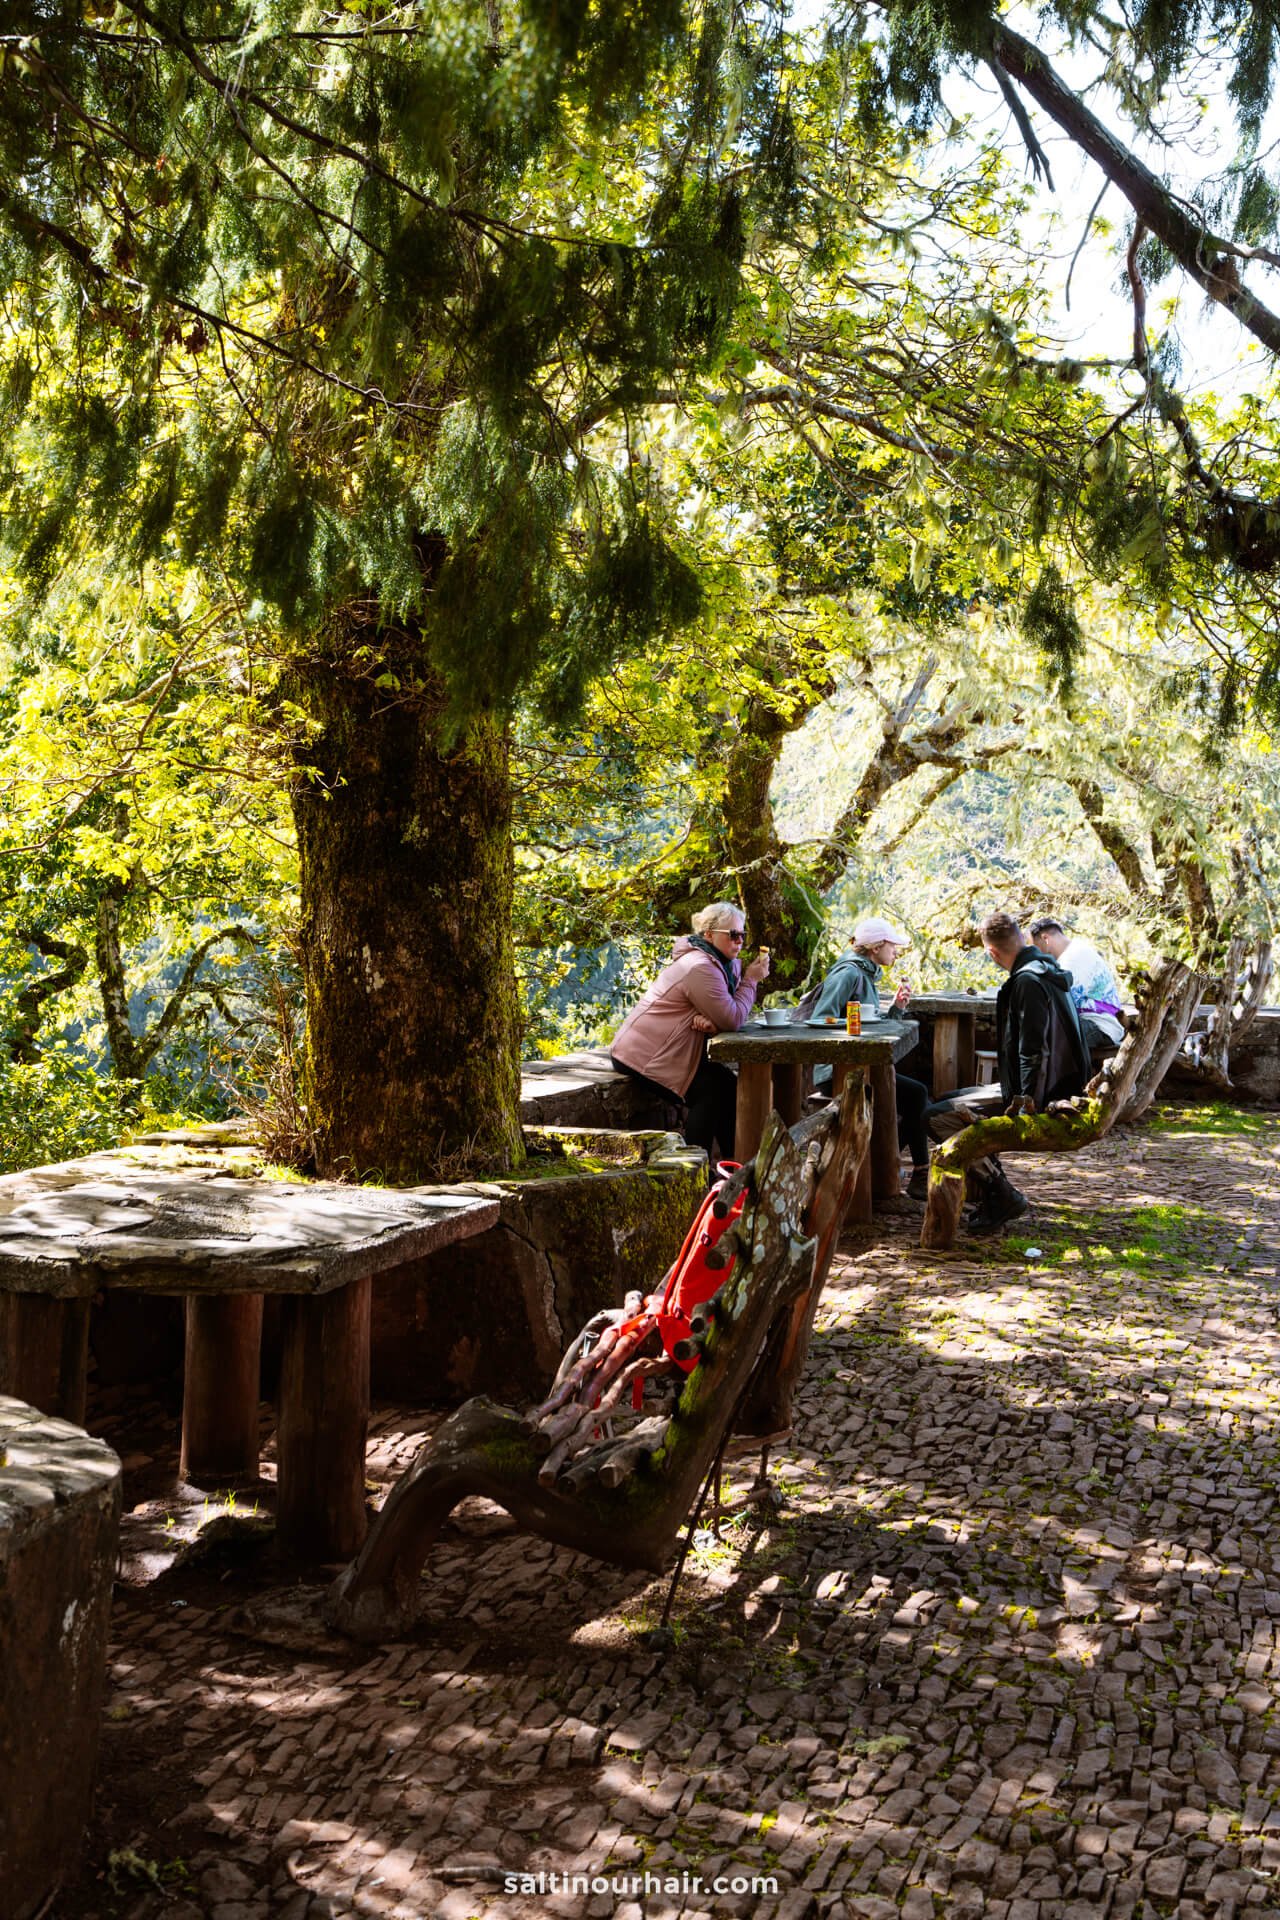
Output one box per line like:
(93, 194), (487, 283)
(920, 957), (1208, 1250)
(326, 1079), (871, 1641)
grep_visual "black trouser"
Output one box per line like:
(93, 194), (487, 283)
(611, 1054), (739, 1168)
(815, 1064), (927, 1166)
(926, 1083), (1007, 1190)
(895, 1070), (929, 1169)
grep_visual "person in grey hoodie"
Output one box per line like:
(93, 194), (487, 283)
(611, 902), (770, 1169)
(808, 916), (930, 1199)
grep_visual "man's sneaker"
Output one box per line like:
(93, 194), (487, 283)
(965, 1178), (1029, 1234)
(905, 1166), (930, 1202)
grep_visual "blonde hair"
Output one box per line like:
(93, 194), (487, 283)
(691, 901), (743, 937)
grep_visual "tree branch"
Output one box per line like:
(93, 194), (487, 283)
(989, 20), (1280, 358)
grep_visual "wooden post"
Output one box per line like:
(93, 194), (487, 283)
(955, 1013), (976, 1090)
(734, 1062), (774, 1163)
(869, 1059), (901, 1203)
(0, 1294), (91, 1425)
(276, 1279), (371, 1560)
(933, 1014), (961, 1097)
(771, 1063), (803, 1127)
(180, 1295), (264, 1485)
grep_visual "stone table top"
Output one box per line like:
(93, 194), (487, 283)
(901, 991), (997, 1015)
(709, 1016), (919, 1067)
(0, 1176), (500, 1299)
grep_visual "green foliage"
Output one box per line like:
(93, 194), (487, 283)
(0, 1044), (129, 1174)
(0, 1), (798, 724)
(0, 558), (296, 1093)
(1021, 564), (1084, 694)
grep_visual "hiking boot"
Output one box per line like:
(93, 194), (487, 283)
(905, 1166), (930, 1202)
(965, 1171), (1029, 1234)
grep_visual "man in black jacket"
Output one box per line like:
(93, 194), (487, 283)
(927, 910), (1091, 1231)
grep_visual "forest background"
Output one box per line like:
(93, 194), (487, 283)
(2, 0), (1280, 1178)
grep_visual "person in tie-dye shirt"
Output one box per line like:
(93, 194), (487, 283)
(1029, 918), (1125, 1051)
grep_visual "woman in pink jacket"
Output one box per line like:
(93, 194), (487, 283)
(611, 902), (771, 1168)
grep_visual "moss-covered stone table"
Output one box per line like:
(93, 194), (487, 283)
(709, 1018), (919, 1213)
(0, 1176), (498, 1560)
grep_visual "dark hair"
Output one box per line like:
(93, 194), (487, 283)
(1029, 917), (1065, 938)
(978, 910), (1022, 948)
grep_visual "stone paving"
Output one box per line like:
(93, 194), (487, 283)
(58, 1105), (1280, 1919)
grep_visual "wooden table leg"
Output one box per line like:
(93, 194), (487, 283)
(933, 1013), (961, 1096)
(869, 1059), (901, 1204)
(771, 1063), (803, 1127)
(830, 1064), (848, 1098)
(734, 1062), (774, 1163)
(956, 1013), (976, 1090)
(181, 1295), (263, 1485)
(0, 1294), (91, 1424)
(850, 1134), (873, 1223)
(276, 1279), (370, 1560)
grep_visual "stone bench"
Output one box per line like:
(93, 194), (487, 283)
(520, 1049), (677, 1130)
(0, 1399), (120, 1920)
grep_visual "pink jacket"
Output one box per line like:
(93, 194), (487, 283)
(611, 936), (758, 1097)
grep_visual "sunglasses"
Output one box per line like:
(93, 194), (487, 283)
(723, 929), (745, 942)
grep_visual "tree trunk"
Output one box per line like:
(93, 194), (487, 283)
(95, 885), (144, 1082)
(9, 931), (89, 1064)
(722, 716), (821, 991)
(291, 628), (522, 1182)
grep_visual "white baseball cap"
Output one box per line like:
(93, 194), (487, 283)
(854, 915), (910, 947)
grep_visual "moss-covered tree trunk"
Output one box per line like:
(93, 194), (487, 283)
(722, 701), (828, 991)
(291, 627), (522, 1183)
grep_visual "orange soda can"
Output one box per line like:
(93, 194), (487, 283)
(845, 1001), (861, 1035)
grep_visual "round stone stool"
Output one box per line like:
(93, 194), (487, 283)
(0, 1395), (121, 1919)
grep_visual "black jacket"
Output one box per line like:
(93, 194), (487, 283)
(996, 948), (1091, 1108)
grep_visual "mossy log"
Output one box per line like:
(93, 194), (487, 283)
(326, 1084), (867, 1640)
(921, 958), (1208, 1251)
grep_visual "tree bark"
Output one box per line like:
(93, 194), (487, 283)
(291, 622), (522, 1181)
(95, 885), (142, 1081)
(1070, 780), (1155, 905)
(721, 705), (821, 990)
(9, 931), (89, 1064)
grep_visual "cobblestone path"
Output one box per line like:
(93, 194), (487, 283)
(66, 1107), (1280, 1919)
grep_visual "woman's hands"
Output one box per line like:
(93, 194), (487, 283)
(744, 949), (771, 987)
(690, 1013), (716, 1034)
(893, 979), (912, 1008)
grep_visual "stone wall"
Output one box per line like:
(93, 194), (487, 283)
(370, 1129), (705, 1406)
(1220, 1008), (1280, 1105)
(0, 1399), (121, 1920)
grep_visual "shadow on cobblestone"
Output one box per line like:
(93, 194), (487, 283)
(49, 1105), (1280, 1920)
